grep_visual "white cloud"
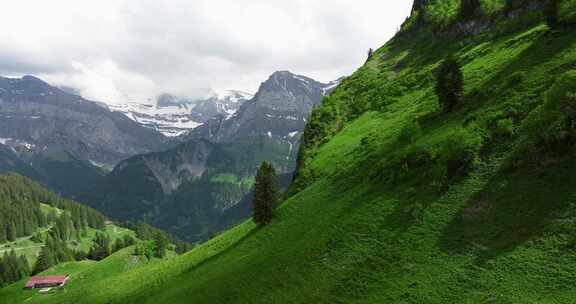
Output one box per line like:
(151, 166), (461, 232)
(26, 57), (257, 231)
(0, 0), (412, 104)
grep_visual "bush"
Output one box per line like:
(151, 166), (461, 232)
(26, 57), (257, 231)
(398, 120), (423, 144)
(513, 70), (576, 158)
(494, 118), (516, 138)
(435, 56), (464, 113)
(459, 0), (482, 19)
(134, 241), (155, 260)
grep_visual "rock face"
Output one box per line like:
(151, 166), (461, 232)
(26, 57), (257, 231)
(187, 71), (342, 171)
(0, 75), (169, 197)
(84, 71), (343, 241)
(0, 75), (168, 166)
(109, 90), (253, 137)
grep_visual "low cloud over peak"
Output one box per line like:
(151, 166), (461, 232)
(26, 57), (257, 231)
(0, 0), (411, 105)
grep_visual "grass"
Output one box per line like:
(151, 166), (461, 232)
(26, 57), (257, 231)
(0, 221), (134, 266)
(2, 4), (576, 304)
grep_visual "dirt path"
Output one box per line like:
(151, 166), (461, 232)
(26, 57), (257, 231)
(0, 244), (44, 254)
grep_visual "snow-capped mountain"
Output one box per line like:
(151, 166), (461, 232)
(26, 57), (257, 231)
(109, 90), (253, 137)
(84, 71), (345, 241)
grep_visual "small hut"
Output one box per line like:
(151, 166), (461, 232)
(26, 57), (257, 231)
(25, 275), (69, 289)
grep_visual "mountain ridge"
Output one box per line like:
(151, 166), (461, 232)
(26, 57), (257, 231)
(81, 71), (339, 241)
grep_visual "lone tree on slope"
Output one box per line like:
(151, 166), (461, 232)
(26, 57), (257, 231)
(252, 162), (280, 226)
(367, 48), (374, 62)
(435, 56), (464, 113)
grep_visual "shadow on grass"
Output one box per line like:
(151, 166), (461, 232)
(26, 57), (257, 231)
(439, 155), (576, 263)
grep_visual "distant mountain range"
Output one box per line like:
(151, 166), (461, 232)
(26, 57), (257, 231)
(0, 71), (341, 241)
(108, 90), (253, 137)
(82, 71), (342, 241)
(0, 75), (170, 197)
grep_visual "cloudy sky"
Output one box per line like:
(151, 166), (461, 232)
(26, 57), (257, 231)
(0, 1), (412, 105)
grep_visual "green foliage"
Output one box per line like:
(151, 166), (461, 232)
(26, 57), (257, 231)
(0, 173), (105, 246)
(412, 0), (430, 12)
(87, 233), (111, 261)
(459, 0), (483, 19)
(0, 250), (30, 287)
(517, 70), (576, 157)
(494, 118), (516, 137)
(34, 244), (56, 274)
(398, 119), (423, 144)
(545, 0), (561, 27)
(422, 0), (460, 27)
(252, 162), (280, 226)
(4, 3), (576, 304)
(153, 233), (169, 258)
(435, 56), (464, 112)
(134, 241), (155, 260)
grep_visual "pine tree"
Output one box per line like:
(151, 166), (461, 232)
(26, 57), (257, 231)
(88, 233), (111, 261)
(5, 251), (19, 282)
(435, 56), (464, 113)
(175, 240), (192, 254)
(123, 235), (136, 246)
(153, 233), (168, 258)
(6, 222), (16, 242)
(459, 0), (482, 19)
(366, 48), (374, 62)
(412, 0), (430, 24)
(252, 162), (280, 226)
(412, 0), (428, 12)
(545, 0), (560, 28)
(34, 246), (55, 274)
(18, 255), (30, 277)
(0, 224), (6, 243)
(112, 238), (125, 252)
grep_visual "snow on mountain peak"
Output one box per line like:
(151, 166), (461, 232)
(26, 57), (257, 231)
(111, 90), (253, 137)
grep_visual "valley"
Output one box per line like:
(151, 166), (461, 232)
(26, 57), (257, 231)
(1, 0), (576, 303)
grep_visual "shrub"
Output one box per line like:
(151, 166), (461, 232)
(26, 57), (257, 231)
(398, 120), (423, 144)
(435, 56), (464, 113)
(459, 0), (482, 19)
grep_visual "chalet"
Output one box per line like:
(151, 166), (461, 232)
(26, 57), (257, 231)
(25, 275), (69, 289)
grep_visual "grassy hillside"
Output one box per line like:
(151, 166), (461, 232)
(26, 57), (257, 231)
(2, 0), (576, 303)
(0, 247), (150, 303)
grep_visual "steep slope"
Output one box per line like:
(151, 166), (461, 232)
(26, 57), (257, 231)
(83, 72), (336, 241)
(109, 90), (253, 137)
(4, 1), (576, 303)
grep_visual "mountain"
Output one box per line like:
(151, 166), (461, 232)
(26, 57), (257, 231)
(0, 75), (169, 196)
(4, 1), (576, 303)
(108, 90), (253, 137)
(187, 71), (342, 171)
(0, 75), (168, 165)
(82, 71), (340, 241)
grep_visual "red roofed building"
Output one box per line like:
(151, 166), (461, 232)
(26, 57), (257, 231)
(25, 275), (69, 289)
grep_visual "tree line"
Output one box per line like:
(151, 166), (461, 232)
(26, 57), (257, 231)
(124, 222), (193, 257)
(0, 173), (107, 287)
(0, 173), (105, 244)
(0, 250), (29, 288)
